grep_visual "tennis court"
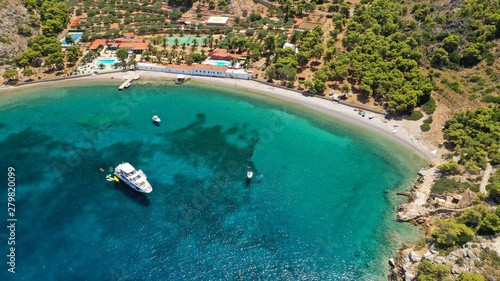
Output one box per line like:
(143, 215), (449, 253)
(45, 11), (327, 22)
(60, 30), (85, 46)
(165, 36), (208, 45)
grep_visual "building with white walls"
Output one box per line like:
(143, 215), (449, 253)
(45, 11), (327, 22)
(137, 63), (259, 80)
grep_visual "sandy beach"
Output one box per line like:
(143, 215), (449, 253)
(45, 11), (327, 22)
(1, 70), (436, 161)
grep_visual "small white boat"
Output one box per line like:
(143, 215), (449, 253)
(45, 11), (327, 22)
(124, 82), (131, 88)
(152, 115), (161, 122)
(247, 171), (253, 179)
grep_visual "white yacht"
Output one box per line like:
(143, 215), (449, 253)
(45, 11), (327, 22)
(152, 115), (161, 122)
(114, 162), (152, 193)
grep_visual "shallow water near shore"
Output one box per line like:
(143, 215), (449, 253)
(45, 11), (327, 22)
(0, 80), (425, 280)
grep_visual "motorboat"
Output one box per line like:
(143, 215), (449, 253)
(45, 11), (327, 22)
(152, 115), (161, 122)
(114, 162), (152, 193)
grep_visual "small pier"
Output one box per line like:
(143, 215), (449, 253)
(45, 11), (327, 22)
(118, 73), (140, 90)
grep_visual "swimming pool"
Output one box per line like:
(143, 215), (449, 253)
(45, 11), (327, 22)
(97, 59), (116, 64)
(60, 31), (84, 46)
(210, 60), (231, 67)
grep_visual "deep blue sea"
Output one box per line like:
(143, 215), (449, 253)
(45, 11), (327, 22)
(0, 80), (425, 280)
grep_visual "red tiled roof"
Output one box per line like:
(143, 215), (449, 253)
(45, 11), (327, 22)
(132, 43), (149, 50)
(70, 18), (80, 28)
(294, 17), (303, 26)
(123, 32), (134, 37)
(115, 38), (145, 43)
(89, 39), (108, 50)
(117, 42), (149, 50)
(252, 69), (260, 75)
(210, 48), (247, 60)
(163, 64), (194, 70)
(193, 64), (228, 71)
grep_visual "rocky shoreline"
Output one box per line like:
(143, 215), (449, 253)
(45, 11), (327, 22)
(389, 237), (500, 280)
(388, 164), (500, 280)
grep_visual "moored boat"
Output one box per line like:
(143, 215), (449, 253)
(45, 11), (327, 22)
(175, 75), (188, 84)
(114, 162), (152, 193)
(152, 115), (161, 122)
(246, 170), (253, 186)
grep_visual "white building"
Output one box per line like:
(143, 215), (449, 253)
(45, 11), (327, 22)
(283, 43), (299, 53)
(137, 63), (259, 80)
(207, 17), (229, 25)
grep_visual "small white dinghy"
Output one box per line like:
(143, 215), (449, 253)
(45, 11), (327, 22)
(246, 170), (253, 186)
(152, 115), (161, 122)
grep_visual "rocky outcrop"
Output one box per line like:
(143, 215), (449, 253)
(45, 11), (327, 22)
(0, 0), (38, 64)
(390, 237), (500, 280)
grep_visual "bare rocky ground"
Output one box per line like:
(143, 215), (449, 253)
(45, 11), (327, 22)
(0, 0), (38, 66)
(390, 237), (500, 281)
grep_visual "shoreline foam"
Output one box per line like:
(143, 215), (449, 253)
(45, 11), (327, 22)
(0, 71), (435, 161)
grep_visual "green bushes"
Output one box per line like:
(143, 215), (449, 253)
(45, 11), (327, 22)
(431, 178), (468, 194)
(487, 183), (500, 204)
(477, 214), (500, 235)
(457, 272), (486, 281)
(437, 161), (460, 176)
(421, 96), (436, 114)
(420, 123), (431, 132)
(469, 75), (482, 82)
(482, 95), (500, 103)
(432, 220), (475, 249)
(417, 259), (450, 280)
(404, 111), (424, 120)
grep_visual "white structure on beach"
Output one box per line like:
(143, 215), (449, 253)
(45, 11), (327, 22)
(207, 17), (229, 25)
(137, 63), (259, 80)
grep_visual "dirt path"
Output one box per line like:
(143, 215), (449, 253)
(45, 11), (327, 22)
(480, 163), (493, 194)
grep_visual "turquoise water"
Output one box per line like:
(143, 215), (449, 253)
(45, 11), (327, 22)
(98, 59), (116, 64)
(0, 81), (425, 280)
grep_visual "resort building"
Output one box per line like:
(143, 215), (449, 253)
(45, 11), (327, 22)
(210, 48), (247, 61)
(89, 39), (109, 51)
(90, 38), (151, 54)
(207, 17), (229, 25)
(137, 62), (258, 80)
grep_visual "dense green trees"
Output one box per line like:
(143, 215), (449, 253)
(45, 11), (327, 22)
(23, 0), (69, 37)
(116, 48), (129, 62)
(444, 107), (500, 171)
(417, 260), (450, 281)
(437, 161), (461, 175)
(66, 47), (80, 64)
(456, 272), (486, 281)
(432, 220), (475, 248)
(2, 69), (19, 80)
(337, 0), (433, 112)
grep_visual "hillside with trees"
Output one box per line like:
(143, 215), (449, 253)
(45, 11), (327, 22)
(0, 0), (40, 65)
